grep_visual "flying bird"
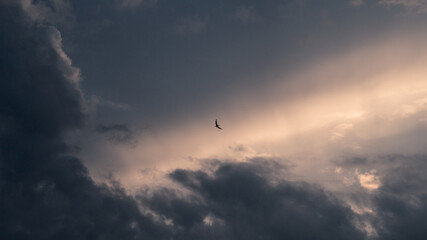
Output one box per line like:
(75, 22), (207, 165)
(215, 119), (222, 130)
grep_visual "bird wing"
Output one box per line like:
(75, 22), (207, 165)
(215, 119), (222, 129)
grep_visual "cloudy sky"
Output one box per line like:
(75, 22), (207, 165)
(2, 0), (427, 239)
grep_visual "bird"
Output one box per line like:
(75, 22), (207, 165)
(215, 119), (222, 130)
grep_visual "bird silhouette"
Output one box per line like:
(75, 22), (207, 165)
(215, 119), (222, 130)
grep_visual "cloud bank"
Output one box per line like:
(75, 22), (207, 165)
(138, 160), (365, 240)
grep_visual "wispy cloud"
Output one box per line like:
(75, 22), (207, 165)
(89, 95), (132, 111)
(95, 123), (136, 144)
(379, 0), (427, 13)
(18, 0), (76, 27)
(234, 6), (259, 23)
(174, 17), (206, 35)
(349, 0), (366, 7)
(119, 0), (157, 9)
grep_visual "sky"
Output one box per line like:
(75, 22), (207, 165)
(2, 0), (427, 239)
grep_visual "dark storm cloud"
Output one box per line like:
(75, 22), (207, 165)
(95, 123), (134, 143)
(0, 1), (167, 239)
(372, 155), (427, 240)
(139, 161), (365, 240)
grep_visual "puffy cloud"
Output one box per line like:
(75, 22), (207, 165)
(139, 160), (365, 240)
(16, 0), (75, 27)
(0, 1), (166, 239)
(0, 1), (83, 137)
(357, 169), (381, 191)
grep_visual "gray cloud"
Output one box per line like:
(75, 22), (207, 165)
(336, 157), (368, 167)
(67, 0), (403, 130)
(174, 17), (206, 35)
(95, 123), (134, 143)
(350, 0), (366, 7)
(234, 6), (260, 23)
(119, 0), (157, 9)
(17, 0), (76, 28)
(0, 1), (166, 239)
(379, 0), (427, 13)
(139, 160), (365, 240)
(372, 155), (427, 240)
